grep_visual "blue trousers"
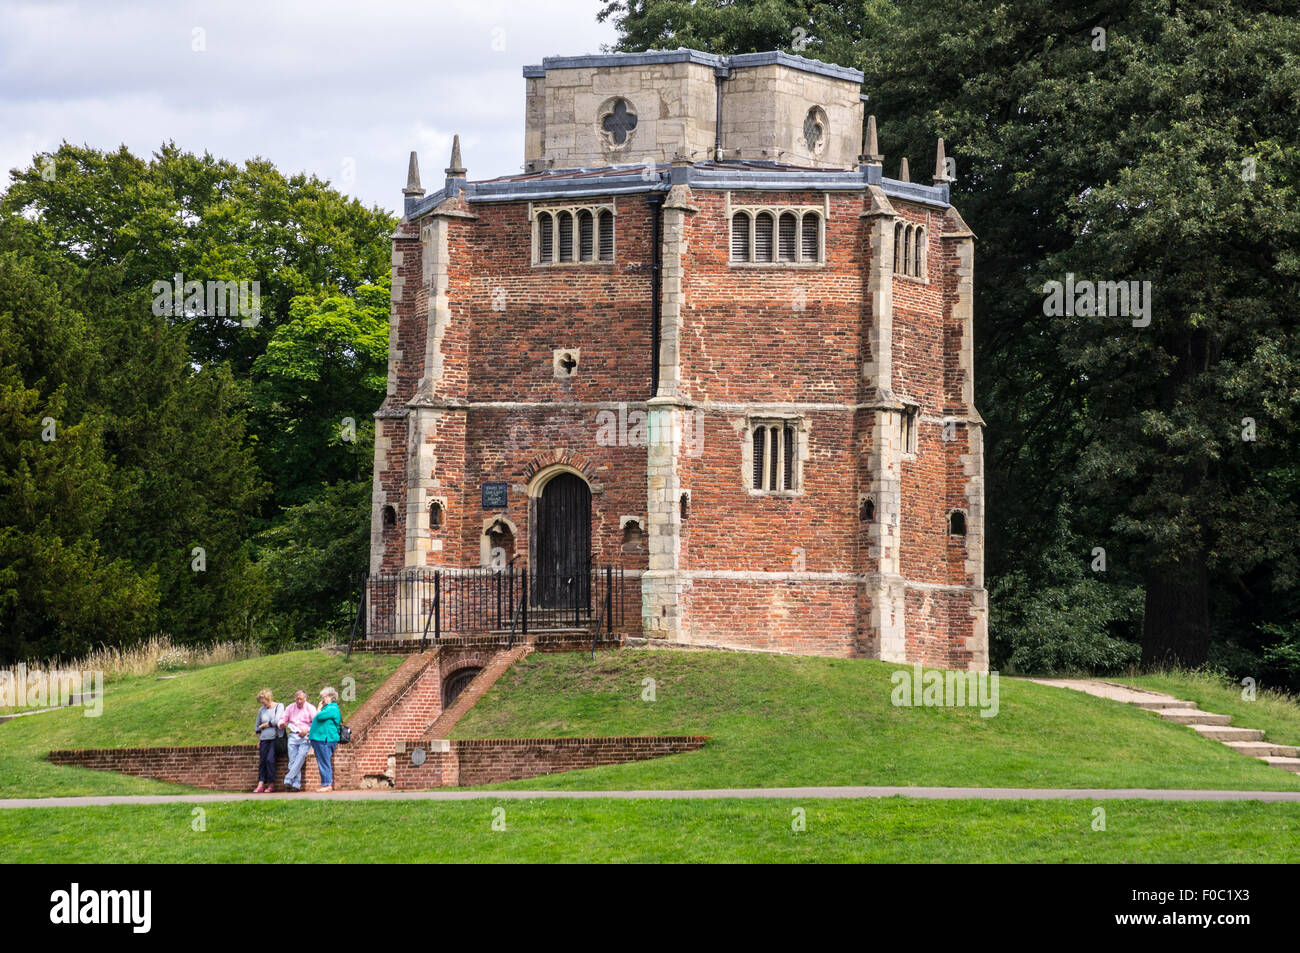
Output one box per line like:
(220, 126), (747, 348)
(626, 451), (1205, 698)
(257, 738), (277, 784)
(311, 740), (337, 787)
(284, 734), (312, 789)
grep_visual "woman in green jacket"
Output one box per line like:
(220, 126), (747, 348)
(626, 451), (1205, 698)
(308, 687), (342, 792)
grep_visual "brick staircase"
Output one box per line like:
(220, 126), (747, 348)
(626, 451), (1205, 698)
(425, 645), (533, 737)
(342, 652), (445, 788)
(338, 642), (536, 789)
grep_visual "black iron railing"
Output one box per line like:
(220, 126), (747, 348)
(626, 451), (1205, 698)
(362, 564), (624, 641)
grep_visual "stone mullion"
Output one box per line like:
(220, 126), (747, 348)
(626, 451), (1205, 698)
(642, 183), (697, 640)
(861, 186), (907, 662)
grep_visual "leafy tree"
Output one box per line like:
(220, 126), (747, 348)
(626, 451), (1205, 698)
(1, 143), (393, 374)
(0, 245), (159, 660)
(251, 282), (389, 510)
(256, 478), (372, 649)
(0, 143), (394, 659)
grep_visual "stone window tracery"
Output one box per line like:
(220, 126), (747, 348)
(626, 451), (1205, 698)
(534, 204), (616, 265)
(730, 207), (824, 264)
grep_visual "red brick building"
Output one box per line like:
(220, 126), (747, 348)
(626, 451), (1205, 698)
(368, 50), (987, 670)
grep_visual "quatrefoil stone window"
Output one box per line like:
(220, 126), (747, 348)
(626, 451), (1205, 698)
(598, 97), (638, 150)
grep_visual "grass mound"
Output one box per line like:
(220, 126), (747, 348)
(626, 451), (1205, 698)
(452, 651), (1300, 791)
(0, 649), (401, 798)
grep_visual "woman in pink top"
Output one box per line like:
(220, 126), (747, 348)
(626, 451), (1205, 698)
(277, 689), (317, 792)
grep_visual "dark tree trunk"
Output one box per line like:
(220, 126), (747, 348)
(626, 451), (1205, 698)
(1141, 552), (1210, 668)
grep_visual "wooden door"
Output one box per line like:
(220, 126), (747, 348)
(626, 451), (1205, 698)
(534, 473), (591, 610)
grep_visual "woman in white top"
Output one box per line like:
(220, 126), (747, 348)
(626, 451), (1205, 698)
(252, 689), (285, 793)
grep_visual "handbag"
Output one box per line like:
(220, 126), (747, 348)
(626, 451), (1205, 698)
(338, 722), (352, 745)
(270, 703), (287, 756)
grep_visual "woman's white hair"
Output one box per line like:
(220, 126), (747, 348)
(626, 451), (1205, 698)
(319, 686), (338, 702)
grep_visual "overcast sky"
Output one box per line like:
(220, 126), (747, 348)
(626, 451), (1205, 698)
(0, 0), (619, 214)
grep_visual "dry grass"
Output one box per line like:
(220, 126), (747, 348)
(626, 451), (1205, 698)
(14, 636), (261, 683)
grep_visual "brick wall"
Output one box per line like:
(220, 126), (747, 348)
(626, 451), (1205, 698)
(371, 175), (985, 668)
(392, 736), (708, 790)
(46, 735), (708, 794)
(352, 633), (623, 655)
(47, 745), (322, 792)
(426, 645), (532, 737)
(348, 652), (445, 779)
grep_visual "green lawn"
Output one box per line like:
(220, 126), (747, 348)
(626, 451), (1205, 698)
(450, 651), (1300, 791)
(3, 797), (1298, 863)
(0, 650), (402, 798)
(8, 647), (1300, 802)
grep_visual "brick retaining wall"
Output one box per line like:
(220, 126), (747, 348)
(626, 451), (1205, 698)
(392, 736), (708, 789)
(47, 744), (322, 792)
(48, 735), (707, 792)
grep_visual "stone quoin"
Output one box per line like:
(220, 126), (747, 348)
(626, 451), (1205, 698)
(368, 48), (987, 670)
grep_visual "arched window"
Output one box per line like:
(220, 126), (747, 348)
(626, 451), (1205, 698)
(754, 212), (775, 262)
(902, 225), (913, 276)
(382, 505), (396, 530)
(577, 209), (594, 262)
(730, 207), (824, 264)
(800, 212), (821, 262)
(598, 209), (614, 261)
(680, 492), (690, 521)
(751, 420), (800, 493)
(778, 212), (798, 262)
(557, 211), (574, 262)
(537, 211), (554, 263)
(730, 212), (751, 261)
(894, 222), (904, 273)
(536, 207), (614, 266)
(949, 511), (967, 536)
(914, 226), (925, 278)
(429, 501), (443, 531)
(860, 497), (875, 522)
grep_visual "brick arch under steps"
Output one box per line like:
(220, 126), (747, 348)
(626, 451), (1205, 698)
(348, 645), (533, 787)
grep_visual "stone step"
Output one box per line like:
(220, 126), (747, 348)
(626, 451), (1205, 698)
(1192, 724), (1265, 742)
(1262, 757), (1300, 774)
(1225, 741), (1300, 759)
(1136, 700), (1200, 711)
(1157, 710), (1232, 726)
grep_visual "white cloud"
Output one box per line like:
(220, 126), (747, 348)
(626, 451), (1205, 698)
(0, 0), (619, 213)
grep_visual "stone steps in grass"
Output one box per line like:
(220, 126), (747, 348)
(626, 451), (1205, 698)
(1154, 709), (1233, 726)
(1225, 741), (1300, 759)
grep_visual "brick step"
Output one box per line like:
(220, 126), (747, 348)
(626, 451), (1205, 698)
(486, 627), (589, 634)
(1191, 724), (1265, 742)
(1262, 756), (1300, 774)
(1157, 710), (1232, 726)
